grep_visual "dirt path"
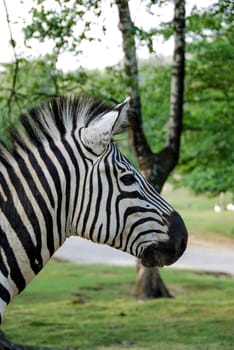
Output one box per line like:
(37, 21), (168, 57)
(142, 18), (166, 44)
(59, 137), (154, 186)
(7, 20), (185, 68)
(54, 236), (234, 276)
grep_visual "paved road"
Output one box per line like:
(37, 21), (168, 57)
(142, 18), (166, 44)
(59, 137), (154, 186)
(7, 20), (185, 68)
(54, 236), (234, 276)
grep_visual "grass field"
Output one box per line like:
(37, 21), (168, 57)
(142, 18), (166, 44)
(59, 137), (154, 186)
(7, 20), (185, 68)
(2, 263), (234, 350)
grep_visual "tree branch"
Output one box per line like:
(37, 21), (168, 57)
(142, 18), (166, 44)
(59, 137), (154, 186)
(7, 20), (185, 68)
(3, 0), (19, 118)
(116, 0), (186, 192)
(116, 0), (186, 301)
(115, 0), (152, 161)
(166, 0), (185, 164)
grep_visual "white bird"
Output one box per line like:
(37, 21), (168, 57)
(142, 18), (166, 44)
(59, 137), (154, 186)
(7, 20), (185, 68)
(227, 203), (234, 211)
(214, 205), (222, 212)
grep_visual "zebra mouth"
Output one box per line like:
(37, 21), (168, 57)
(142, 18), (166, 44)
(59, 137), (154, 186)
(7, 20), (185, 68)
(140, 214), (188, 268)
(140, 242), (180, 268)
(140, 243), (166, 268)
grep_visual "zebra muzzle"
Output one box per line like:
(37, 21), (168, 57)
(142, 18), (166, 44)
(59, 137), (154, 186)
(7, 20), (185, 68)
(140, 243), (164, 267)
(140, 212), (188, 268)
(140, 241), (181, 268)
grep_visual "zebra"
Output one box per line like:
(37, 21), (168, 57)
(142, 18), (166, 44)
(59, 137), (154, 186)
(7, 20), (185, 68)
(0, 96), (187, 324)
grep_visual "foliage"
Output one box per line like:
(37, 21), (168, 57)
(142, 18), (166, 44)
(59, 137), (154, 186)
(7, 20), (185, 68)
(139, 60), (171, 152)
(0, 55), (89, 145)
(3, 262), (234, 349)
(73, 65), (127, 103)
(24, 0), (102, 55)
(186, 0), (234, 39)
(178, 0), (234, 195)
(143, 0), (234, 195)
(1, 0), (233, 195)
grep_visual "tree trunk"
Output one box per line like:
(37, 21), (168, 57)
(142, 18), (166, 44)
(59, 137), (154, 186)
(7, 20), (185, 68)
(219, 192), (226, 211)
(134, 260), (172, 299)
(116, 0), (185, 299)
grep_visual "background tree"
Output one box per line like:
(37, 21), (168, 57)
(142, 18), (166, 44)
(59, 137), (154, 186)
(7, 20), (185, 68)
(116, 0), (185, 299)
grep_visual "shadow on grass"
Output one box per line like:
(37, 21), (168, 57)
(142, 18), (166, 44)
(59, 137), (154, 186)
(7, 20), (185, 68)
(19, 348), (72, 350)
(0, 331), (74, 350)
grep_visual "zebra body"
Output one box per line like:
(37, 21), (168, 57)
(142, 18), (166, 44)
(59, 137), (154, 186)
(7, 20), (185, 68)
(0, 97), (187, 322)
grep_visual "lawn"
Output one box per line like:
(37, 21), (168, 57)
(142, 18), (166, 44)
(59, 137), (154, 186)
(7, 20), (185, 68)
(2, 263), (234, 350)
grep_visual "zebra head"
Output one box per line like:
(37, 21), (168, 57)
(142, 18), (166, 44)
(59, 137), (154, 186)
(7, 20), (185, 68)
(77, 99), (188, 267)
(0, 96), (188, 320)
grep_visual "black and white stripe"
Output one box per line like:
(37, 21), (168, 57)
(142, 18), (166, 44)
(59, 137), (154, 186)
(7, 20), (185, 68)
(0, 96), (187, 322)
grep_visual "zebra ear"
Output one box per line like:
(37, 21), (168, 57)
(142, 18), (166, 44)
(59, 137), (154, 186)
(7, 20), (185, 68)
(111, 97), (130, 134)
(81, 98), (130, 155)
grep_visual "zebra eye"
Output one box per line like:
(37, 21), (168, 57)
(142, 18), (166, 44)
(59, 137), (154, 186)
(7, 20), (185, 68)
(120, 173), (136, 186)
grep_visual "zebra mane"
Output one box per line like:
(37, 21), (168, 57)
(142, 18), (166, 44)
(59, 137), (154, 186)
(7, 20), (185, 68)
(1, 96), (119, 155)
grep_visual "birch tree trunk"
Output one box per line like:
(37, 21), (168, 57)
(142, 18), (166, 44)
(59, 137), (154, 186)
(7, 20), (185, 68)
(116, 0), (185, 299)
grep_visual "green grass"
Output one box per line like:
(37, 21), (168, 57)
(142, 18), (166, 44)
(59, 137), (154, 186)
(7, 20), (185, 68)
(163, 188), (234, 242)
(2, 263), (234, 350)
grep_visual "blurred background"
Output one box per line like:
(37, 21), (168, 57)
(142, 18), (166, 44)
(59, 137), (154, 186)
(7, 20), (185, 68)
(0, 0), (233, 349)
